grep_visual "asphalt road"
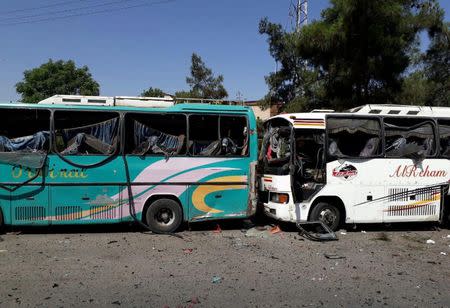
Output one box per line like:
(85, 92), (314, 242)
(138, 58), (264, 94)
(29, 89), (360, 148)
(0, 221), (449, 307)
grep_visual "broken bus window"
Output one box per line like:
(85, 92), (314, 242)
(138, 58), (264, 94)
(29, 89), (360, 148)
(384, 118), (435, 158)
(54, 111), (119, 155)
(189, 114), (248, 156)
(0, 108), (50, 168)
(327, 117), (382, 159)
(125, 113), (187, 156)
(439, 120), (450, 158)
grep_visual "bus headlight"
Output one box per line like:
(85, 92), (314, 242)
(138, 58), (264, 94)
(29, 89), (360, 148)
(270, 193), (289, 204)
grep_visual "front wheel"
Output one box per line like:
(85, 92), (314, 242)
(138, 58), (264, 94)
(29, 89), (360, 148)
(144, 199), (182, 233)
(309, 202), (341, 231)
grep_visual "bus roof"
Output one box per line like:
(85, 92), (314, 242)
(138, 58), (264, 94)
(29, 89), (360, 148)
(268, 104), (450, 128)
(0, 102), (252, 114)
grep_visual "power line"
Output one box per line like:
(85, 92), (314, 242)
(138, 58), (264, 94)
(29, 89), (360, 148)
(0, 0), (175, 27)
(0, 0), (89, 15)
(0, 0), (143, 22)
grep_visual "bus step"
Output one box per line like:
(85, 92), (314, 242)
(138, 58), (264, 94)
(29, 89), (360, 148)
(295, 221), (338, 241)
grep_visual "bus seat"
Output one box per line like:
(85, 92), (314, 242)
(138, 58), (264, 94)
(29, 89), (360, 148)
(61, 133), (114, 155)
(328, 139), (343, 157)
(423, 138), (434, 156)
(359, 137), (379, 157)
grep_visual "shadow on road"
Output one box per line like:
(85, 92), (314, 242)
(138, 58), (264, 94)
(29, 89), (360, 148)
(2, 213), (445, 235)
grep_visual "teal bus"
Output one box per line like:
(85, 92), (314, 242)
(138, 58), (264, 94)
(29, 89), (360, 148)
(0, 95), (258, 233)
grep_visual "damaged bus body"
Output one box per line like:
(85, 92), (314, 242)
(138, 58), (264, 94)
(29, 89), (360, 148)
(259, 105), (450, 231)
(0, 95), (258, 232)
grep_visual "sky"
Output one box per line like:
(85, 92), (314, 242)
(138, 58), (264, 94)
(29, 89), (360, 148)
(0, 0), (448, 102)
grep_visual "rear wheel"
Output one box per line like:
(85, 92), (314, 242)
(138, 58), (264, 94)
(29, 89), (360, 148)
(144, 199), (182, 233)
(309, 202), (341, 231)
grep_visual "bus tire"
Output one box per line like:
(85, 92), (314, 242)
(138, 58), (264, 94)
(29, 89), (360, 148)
(145, 198), (182, 233)
(310, 202), (341, 231)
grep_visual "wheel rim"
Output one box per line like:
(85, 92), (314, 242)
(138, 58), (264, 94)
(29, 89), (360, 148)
(318, 208), (337, 227)
(154, 208), (175, 227)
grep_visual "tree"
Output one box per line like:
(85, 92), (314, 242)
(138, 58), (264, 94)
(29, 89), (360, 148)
(182, 53), (228, 99)
(260, 0), (445, 111)
(422, 22), (450, 106)
(396, 70), (431, 106)
(140, 87), (165, 97)
(16, 59), (99, 103)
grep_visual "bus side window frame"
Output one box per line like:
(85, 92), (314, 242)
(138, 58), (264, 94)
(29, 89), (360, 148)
(187, 113), (250, 158)
(382, 116), (438, 159)
(437, 118), (450, 158)
(123, 112), (188, 157)
(219, 114), (250, 157)
(52, 109), (121, 156)
(325, 114), (384, 161)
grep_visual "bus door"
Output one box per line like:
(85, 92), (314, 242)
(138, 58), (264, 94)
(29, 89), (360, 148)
(49, 110), (123, 225)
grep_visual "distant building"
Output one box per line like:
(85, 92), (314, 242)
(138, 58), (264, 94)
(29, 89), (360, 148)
(168, 95), (281, 120)
(243, 100), (281, 120)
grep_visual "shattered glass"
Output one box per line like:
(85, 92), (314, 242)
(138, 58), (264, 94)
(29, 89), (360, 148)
(0, 131), (49, 168)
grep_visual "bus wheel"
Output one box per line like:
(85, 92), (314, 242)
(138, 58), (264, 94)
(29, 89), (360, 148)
(310, 202), (341, 231)
(145, 199), (182, 233)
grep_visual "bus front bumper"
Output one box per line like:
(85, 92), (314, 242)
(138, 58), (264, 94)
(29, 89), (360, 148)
(263, 202), (293, 222)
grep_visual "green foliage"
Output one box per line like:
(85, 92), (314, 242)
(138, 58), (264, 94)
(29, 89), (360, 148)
(174, 90), (198, 99)
(140, 87), (165, 97)
(182, 53), (228, 99)
(396, 70), (430, 106)
(259, 0), (446, 111)
(423, 22), (450, 106)
(16, 59), (99, 103)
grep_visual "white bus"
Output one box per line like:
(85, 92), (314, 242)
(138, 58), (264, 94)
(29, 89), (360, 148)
(259, 104), (450, 231)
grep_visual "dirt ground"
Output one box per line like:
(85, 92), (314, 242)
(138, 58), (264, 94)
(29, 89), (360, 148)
(0, 220), (450, 308)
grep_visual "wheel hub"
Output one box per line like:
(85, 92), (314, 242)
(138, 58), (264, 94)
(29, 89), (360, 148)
(155, 208), (174, 225)
(318, 209), (337, 226)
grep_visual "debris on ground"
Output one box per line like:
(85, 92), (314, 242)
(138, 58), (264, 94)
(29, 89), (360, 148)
(211, 276), (222, 284)
(296, 221), (338, 242)
(324, 253), (346, 259)
(7, 231), (22, 235)
(244, 226), (272, 238)
(188, 296), (200, 304)
(426, 239), (436, 244)
(213, 224), (222, 234)
(270, 225), (282, 234)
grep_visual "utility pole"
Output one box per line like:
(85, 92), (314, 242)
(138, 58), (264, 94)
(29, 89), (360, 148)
(295, 0), (308, 32)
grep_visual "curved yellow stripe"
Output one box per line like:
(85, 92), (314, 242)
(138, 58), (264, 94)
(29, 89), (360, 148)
(384, 193), (441, 212)
(192, 176), (247, 213)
